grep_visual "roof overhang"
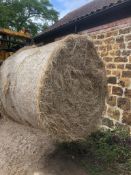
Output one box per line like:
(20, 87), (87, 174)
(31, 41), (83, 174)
(34, 0), (131, 44)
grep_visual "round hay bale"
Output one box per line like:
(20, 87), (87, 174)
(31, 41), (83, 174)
(0, 34), (107, 142)
(0, 119), (88, 175)
(0, 119), (55, 175)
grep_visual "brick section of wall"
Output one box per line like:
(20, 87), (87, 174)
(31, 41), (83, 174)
(82, 24), (131, 131)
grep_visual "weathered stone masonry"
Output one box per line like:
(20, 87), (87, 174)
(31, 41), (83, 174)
(81, 18), (131, 130)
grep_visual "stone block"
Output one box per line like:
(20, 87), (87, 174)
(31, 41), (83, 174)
(106, 30), (118, 37)
(107, 45), (112, 52)
(109, 50), (121, 57)
(104, 38), (115, 44)
(118, 78), (130, 87)
(91, 35), (96, 40)
(101, 51), (108, 57)
(127, 42), (131, 49)
(97, 34), (105, 39)
(126, 64), (131, 70)
(116, 36), (124, 43)
(107, 107), (120, 121)
(125, 34), (131, 42)
(103, 57), (113, 62)
(94, 40), (102, 45)
(117, 64), (124, 69)
(107, 77), (117, 84)
(118, 43), (126, 49)
(106, 70), (112, 76)
(112, 70), (121, 77)
(122, 71), (131, 78)
(102, 117), (114, 128)
(107, 95), (117, 106)
(122, 50), (131, 56)
(123, 111), (131, 125)
(114, 57), (127, 62)
(117, 97), (130, 111)
(119, 27), (131, 35)
(99, 45), (107, 51)
(106, 63), (116, 69)
(112, 86), (123, 96)
(125, 88), (131, 98)
(112, 44), (119, 50)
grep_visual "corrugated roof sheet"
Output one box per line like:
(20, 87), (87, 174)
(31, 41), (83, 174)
(36, 0), (128, 37)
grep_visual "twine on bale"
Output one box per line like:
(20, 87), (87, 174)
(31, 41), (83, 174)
(0, 34), (107, 142)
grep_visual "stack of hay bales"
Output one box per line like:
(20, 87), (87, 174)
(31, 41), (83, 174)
(0, 35), (107, 175)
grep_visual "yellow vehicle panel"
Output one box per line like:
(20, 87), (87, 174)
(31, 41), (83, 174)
(0, 29), (31, 39)
(0, 28), (31, 61)
(0, 51), (13, 60)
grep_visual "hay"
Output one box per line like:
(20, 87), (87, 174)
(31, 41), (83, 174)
(0, 119), (55, 175)
(0, 119), (88, 175)
(0, 34), (107, 142)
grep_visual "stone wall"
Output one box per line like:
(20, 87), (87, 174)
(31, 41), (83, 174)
(81, 18), (131, 131)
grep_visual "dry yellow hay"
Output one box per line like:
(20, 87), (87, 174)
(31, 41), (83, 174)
(0, 119), (55, 175)
(0, 119), (88, 175)
(0, 34), (107, 142)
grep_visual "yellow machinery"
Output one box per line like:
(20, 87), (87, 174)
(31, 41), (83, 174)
(0, 28), (31, 63)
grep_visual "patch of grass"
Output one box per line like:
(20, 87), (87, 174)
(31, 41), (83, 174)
(58, 128), (131, 175)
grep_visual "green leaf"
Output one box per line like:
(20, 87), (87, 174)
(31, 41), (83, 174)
(0, 0), (59, 36)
